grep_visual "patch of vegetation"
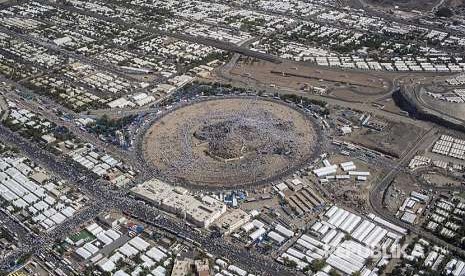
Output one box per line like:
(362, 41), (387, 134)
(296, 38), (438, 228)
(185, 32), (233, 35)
(436, 7), (453, 17)
(88, 114), (136, 136)
(309, 259), (326, 272)
(283, 257), (298, 268)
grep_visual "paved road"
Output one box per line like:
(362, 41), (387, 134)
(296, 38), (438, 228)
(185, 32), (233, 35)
(216, 64), (433, 130)
(369, 126), (465, 259)
(410, 84), (465, 129)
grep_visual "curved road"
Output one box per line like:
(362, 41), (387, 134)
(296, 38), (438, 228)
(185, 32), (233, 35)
(369, 126), (465, 259)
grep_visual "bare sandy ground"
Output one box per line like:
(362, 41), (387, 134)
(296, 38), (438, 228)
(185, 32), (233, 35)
(143, 98), (318, 188)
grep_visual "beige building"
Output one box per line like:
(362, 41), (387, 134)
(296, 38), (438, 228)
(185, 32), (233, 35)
(131, 180), (226, 228)
(195, 259), (210, 276)
(171, 258), (194, 276)
(213, 209), (251, 235)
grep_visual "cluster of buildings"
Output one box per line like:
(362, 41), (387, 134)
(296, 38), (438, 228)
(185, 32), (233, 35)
(171, 258), (210, 276)
(73, 222), (123, 261)
(255, 0), (328, 16)
(67, 218), (173, 276)
(131, 180), (227, 228)
(447, 74), (465, 86)
(254, 36), (465, 72)
(267, 224), (296, 245)
(29, 75), (108, 112)
(0, 227), (17, 259)
(6, 101), (56, 142)
(4, 101), (136, 186)
(334, 111), (387, 135)
(0, 36), (64, 70)
(96, 49), (166, 74)
(107, 73), (197, 109)
(213, 208), (251, 236)
(0, 0), (230, 115)
(0, 33), (35, 80)
(396, 191), (429, 225)
(26, 60), (137, 112)
(273, 177), (326, 216)
(248, 2), (465, 72)
(2, 0), (465, 80)
(64, 63), (137, 95)
(331, 139), (376, 159)
(68, 145), (134, 186)
(213, 258), (256, 276)
(138, 38), (222, 67)
(313, 159), (370, 183)
(238, 217), (296, 246)
(131, 0), (289, 40)
(1, 17), (43, 30)
(0, 154), (84, 232)
(446, 258), (465, 276)
(432, 134), (465, 161)
(426, 89), (465, 104)
(401, 238), (465, 276)
(50, 29), (96, 50)
(278, 205), (406, 275)
(65, 208), (260, 276)
(184, 23), (252, 45)
(215, 10), (291, 36)
(408, 153), (464, 171)
(408, 155), (431, 170)
(425, 197), (465, 240)
(239, 218), (266, 243)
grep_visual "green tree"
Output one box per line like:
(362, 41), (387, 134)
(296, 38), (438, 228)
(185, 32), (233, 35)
(309, 259), (326, 272)
(436, 7), (453, 17)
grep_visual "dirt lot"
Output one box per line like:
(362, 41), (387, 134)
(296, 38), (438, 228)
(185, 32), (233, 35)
(328, 87), (388, 102)
(308, 154), (382, 212)
(384, 172), (421, 213)
(230, 60), (392, 101)
(344, 120), (426, 158)
(142, 98), (320, 188)
(421, 172), (463, 187)
(365, 0), (441, 10)
(376, 97), (407, 115)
